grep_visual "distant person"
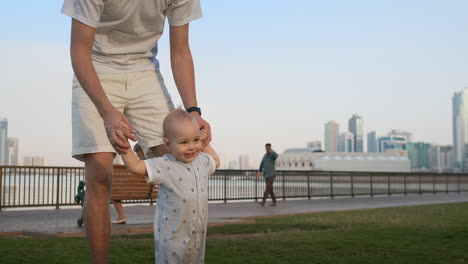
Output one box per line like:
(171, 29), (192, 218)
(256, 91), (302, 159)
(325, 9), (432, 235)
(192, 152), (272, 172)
(257, 143), (279, 206)
(121, 109), (220, 264)
(111, 143), (147, 225)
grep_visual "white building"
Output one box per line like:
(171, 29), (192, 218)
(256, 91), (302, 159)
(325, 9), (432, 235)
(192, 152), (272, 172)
(276, 152), (410, 172)
(238, 154), (250, 169)
(229, 160), (239, 169)
(453, 89), (468, 171)
(0, 118), (8, 165)
(324, 121), (339, 152)
(8, 137), (19, 165)
(429, 145), (453, 172)
(218, 152), (230, 169)
(23, 156), (45, 166)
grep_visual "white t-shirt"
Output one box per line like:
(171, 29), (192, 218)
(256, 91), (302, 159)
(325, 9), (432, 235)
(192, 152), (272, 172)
(144, 153), (215, 263)
(61, 0), (202, 73)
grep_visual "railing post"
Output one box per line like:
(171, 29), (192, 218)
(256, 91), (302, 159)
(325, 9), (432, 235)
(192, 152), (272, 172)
(458, 175), (461, 193)
(351, 173), (354, 198)
(223, 170), (227, 203)
(445, 174), (448, 194)
(307, 171), (311, 199)
(56, 168), (61, 209)
(433, 174), (436, 194)
(418, 174), (422, 195)
(282, 171), (286, 201)
(387, 174), (391, 196)
(404, 173), (407, 195)
(0, 167), (3, 211)
(370, 173), (374, 197)
(330, 172), (334, 199)
(255, 170), (258, 202)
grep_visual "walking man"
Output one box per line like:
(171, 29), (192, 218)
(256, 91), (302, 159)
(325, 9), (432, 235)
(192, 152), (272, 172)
(257, 143), (279, 206)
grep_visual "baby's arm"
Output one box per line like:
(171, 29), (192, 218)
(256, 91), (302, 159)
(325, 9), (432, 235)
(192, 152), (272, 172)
(202, 144), (220, 169)
(121, 150), (147, 175)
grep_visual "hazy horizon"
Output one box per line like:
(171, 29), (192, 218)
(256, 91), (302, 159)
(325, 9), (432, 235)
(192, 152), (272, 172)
(1, 1), (467, 167)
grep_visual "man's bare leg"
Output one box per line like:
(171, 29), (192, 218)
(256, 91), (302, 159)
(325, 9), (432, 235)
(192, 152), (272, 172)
(83, 152), (114, 264)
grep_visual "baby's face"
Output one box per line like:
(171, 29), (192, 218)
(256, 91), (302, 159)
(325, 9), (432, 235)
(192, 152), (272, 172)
(166, 119), (202, 163)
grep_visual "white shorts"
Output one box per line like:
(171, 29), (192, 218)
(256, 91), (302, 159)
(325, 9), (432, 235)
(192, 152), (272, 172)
(71, 70), (175, 161)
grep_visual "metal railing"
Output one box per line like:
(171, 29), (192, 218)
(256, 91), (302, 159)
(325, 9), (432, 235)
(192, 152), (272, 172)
(1, 166), (467, 210)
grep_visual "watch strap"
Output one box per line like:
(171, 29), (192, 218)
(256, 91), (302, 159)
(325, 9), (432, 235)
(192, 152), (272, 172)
(186, 106), (201, 116)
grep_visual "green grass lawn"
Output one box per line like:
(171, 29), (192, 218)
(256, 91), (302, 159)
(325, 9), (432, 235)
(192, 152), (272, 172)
(1, 202), (468, 263)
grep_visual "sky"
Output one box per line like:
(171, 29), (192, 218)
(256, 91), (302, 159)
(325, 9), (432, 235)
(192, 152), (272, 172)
(1, 0), (467, 167)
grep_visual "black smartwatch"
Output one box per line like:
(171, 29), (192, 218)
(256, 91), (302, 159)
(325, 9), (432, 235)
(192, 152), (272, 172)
(186, 106), (201, 116)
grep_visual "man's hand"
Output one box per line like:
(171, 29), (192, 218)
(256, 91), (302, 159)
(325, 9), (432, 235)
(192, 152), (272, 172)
(200, 129), (208, 142)
(256, 171), (262, 178)
(103, 108), (137, 154)
(191, 112), (211, 147)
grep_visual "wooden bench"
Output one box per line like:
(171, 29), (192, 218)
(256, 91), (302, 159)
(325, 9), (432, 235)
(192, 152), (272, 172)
(110, 165), (158, 202)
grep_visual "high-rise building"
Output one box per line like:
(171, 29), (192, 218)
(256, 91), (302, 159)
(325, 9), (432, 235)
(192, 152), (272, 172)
(440, 145), (454, 172)
(23, 156), (45, 166)
(348, 114), (364, 152)
(238, 154), (250, 170)
(218, 152), (230, 169)
(8, 137), (19, 165)
(453, 89), (468, 172)
(0, 118), (8, 165)
(307, 141), (322, 151)
(429, 145), (453, 172)
(338, 132), (354, 152)
(367, 131), (385, 153)
(324, 121), (339, 152)
(407, 142), (432, 171)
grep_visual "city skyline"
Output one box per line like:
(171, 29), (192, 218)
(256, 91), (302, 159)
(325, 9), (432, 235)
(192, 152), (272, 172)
(1, 1), (466, 166)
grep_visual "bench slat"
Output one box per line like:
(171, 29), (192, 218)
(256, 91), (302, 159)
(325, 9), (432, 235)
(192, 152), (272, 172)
(110, 165), (159, 200)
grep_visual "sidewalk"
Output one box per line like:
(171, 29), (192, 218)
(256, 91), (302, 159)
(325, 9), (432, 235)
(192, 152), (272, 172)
(1, 192), (467, 237)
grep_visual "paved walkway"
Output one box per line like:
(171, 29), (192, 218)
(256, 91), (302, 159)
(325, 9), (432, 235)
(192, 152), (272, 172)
(1, 192), (467, 237)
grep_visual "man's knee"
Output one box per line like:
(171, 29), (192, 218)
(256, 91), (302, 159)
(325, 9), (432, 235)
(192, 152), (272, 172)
(83, 153), (114, 191)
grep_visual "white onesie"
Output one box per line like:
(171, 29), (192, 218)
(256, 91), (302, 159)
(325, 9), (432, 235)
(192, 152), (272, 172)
(144, 153), (215, 264)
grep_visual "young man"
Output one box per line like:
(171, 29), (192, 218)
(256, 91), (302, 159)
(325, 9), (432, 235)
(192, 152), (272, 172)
(257, 143), (279, 206)
(61, 1), (210, 263)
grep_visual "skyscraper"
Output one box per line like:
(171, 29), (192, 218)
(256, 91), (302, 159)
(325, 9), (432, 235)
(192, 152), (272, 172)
(439, 145), (454, 172)
(348, 114), (364, 152)
(324, 121), (339, 152)
(238, 154), (250, 169)
(453, 89), (468, 171)
(0, 118), (8, 165)
(8, 137), (19, 165)
(338, 132), (354, 152)
(407, 142), (432, 170)
(218, 152), (230, 169)
(367, 131), (385, 153)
